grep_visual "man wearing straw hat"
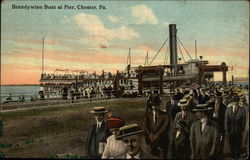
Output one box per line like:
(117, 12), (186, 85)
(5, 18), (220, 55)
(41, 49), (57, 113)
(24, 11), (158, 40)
(85, 106), (111, 159)
(116, 123), (156, 159)
(143, 95), (169, 159)
(174, 98), (196, 130)
(190, 104), (220, 159)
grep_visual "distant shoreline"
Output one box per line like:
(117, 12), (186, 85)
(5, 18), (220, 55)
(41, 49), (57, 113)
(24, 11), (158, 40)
(1, 84), (40, 86)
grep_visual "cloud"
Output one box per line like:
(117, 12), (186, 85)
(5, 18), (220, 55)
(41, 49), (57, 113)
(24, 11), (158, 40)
(137, 45), (155, 52)
(107, 15), (119, 23)
(61, 16), (70, 24)
(73, 13), (139, 45)
(131, 5), (158, 25)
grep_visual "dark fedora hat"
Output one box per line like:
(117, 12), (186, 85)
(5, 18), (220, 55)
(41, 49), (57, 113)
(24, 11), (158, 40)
(150, 95), (161, 106)
(215, 91), (222, 98)
(231, 96), (240, 102)
(90, 106), (108, 114)
(116, 123), (144, 139)
(192, 104), (213, 112)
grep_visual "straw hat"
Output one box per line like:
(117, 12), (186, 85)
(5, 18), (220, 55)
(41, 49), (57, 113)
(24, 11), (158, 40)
(90, 106), (108, 114)
(177, 99), (189, 107)
(237, 92), (244, 98)
(116, 123), (144, 139)
(192, 104), (213, 112)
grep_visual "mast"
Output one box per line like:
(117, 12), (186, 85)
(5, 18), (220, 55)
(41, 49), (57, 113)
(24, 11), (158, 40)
(127, 48), (131, 65)
(42, 38), (44, 74)
(144, 51), (149, 66)
(195, 40), (197, 59)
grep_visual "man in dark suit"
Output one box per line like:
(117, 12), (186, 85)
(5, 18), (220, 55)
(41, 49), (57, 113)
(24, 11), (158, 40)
(143, 95), (169, 159)
(146, 90), (154, 112)
(116, 123), (157, 159)
(172, 120), (191, 159)
(190, 104), (220, 159)
(225, 96), (246, 159)
(85, 106), (111, 158)
(166, 93), (180, 120)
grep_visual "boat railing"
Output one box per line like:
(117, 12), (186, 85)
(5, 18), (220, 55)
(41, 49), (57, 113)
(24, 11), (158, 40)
(0, 91), (118, 112)
(41, 73), (116, 80)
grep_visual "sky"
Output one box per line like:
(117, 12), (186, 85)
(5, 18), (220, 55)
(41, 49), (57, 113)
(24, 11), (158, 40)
(1, 0), (249, 84)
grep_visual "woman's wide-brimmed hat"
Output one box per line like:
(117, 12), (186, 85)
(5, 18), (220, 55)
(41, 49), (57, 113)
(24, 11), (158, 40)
(116, 123), (144, 139)
(192, 104), (213, 112)
(177, 98), (189, 107)
(107, 116), (125, 129)
(90, 106), (108, 114)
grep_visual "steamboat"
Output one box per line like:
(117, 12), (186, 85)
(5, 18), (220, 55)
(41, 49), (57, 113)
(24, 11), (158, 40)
(39, 24), (229, 98)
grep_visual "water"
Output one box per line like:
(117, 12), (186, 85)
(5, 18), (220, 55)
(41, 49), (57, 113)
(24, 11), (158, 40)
(0, 85), (40, 103)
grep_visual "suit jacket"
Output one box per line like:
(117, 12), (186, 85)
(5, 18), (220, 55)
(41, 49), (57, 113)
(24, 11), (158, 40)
(143, 110), (169, 148)
(166, 100), (180, 120)
(121, 149), (158, 159)
(174, 111), (196, 130)
(85, 121), (110, 158)
(212, 102), (226, 133)
(190, 119), (220, 159)
(225, 106), (246, 135)
(172, 129), (191, 159)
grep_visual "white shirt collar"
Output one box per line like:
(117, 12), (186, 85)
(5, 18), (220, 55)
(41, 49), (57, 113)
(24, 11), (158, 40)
(233, 104), (238, 108)
(153, 110), (157, 115)
(126, 152), (140, 159)
(96, 120), (103, 127)
(200, 117), (208, 123)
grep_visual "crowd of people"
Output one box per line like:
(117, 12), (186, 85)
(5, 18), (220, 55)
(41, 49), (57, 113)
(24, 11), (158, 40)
(84, 82), (249, 159)
(40, 70), (115, 80)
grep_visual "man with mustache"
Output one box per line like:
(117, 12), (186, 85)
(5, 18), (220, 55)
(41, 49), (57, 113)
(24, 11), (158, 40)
(116, 123), (156, 159)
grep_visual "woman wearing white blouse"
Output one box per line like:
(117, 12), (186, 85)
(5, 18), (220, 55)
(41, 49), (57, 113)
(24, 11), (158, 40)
(102, 116), (126, 159)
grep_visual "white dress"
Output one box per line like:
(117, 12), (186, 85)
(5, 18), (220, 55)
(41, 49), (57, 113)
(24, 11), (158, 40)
(101, 135), (126, 159)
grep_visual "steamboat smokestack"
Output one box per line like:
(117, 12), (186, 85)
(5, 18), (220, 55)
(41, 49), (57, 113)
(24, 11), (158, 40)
(169, 24), (177, 70)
